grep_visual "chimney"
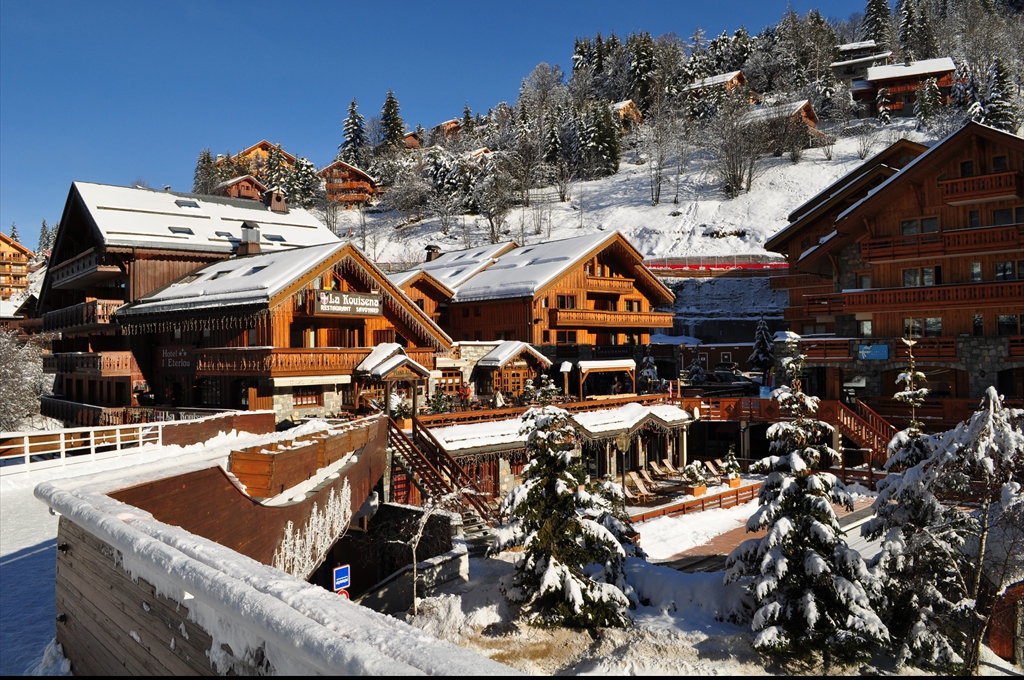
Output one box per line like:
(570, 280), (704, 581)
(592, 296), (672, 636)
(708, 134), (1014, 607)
(164, 185), (172, 192)
(264, 188), (288, 213)
(237, 221), (262, 256)
(425, 245), (442, 262)
(904, 52), (914, 66)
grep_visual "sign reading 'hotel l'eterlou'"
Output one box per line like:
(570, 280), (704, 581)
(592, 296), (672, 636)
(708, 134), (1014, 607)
(314, 290), (383, 316)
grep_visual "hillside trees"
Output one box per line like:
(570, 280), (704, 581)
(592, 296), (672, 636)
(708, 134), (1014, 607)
(0, 330), (52, 431)
(192, 148), (220, 195)
(339, 97), (367, 167)
(380, 90), (407, 152)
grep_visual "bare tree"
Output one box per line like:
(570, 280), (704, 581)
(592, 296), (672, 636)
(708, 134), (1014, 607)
(473, 156), (515, 243)
(637, 102), (676, 205)
(704, 90), (769, 198)
(0, 331), (52, 431)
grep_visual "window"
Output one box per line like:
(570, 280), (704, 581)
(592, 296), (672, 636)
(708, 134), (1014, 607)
(175, 199), (200, 209)
(900, 219), (918, 235)
(293, 386), (323, 407)
(1017, 207), (1024, 224)
(901, 217), (939, 235)
(168, 226), (194, 235)
(197, 378), (220, 406)
(542, 330), (550, 343)
(215, 230), (234, 238)
(474, 306), (481, 317)
(462, 307), (469, 317)
(474, 331), (482, 341)
(994, 208), (1014, 226)
(924, 317), (942, 337)
(997, 314), (1022, 335)
(996, 261), (1017, 281)
(264, 234), (285, 242)
(921, 217), (938, 233)
(971, 262), (982, 282)
(540, 297), (548, 308)
(858, 274), (871, 289)
(556, 295), (576, 309)
(556, 330), (577, 344)
(415, 298), (425, 310)
(211, 270), (233, 280)
(969, 210), (980, 229)
(992, 155), (1008, 172)
(720, 352), (732, 363)
(247, 327), (257, 346)
(902, 266), (939, 287)
(623, 299), (641, 312)
(973, 314), (984, 336)
(904, 317), (943, 337)
(245, 266), (266, 276)
(960, 160), (975, 177)
(858, 320), (873, 338)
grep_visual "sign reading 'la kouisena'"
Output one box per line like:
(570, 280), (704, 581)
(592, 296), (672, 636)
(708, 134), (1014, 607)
(314, 290), (382, 316)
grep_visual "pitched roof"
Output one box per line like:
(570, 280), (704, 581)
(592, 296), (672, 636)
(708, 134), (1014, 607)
(680, 70), (743, 93)
(387, 269), (455, 299)
(69, 181), (337, 254)
(830, 51), (893, 68)
(838, 40), (877, 52)
(398, 242), (516, 291)
(228, 140), (298, 165)
(212, 174), (268, 192)
(476, 341), (552, 369)
(866, 57), (955, 82)
(317, 158), (374, 185)
(0, 232), (33, 257)
(740, 99), (813, 125)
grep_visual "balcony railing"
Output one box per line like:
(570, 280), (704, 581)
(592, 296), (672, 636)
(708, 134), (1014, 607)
(861, 224), (1024, 261)
(769, 273), (831, 290)
(895, 337), (957, 358)
(49, 248), (121, 290)
(800, 338), (853, 361)
(842, 281), (1024, 312)
(43, 351), (140, 376)
(938, 171), (1022, 205)
(802, 293), (845, 316)
(194, 347), (437, 377)
(549, 308), (675, 329)
(1009, 336), (1024, 358)
(42, 299), (124, 333)
(584, 275), (635, 294)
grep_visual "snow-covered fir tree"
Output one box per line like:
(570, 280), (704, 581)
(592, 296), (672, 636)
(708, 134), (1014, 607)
(981, 56), (1020, 133)
(748, 315), (774, 385)
(687, 357), (706, 385)
(862, 0), (893, 46)
(262, 143), (292, 192)
(914, 77), (942, 130)
(638, 348), (659, 393)
(490, 406), (637, 629)
(876, 87), (893, 125)
(721, 446), (742, 478)
(865, 385), (1024, 674)
(339, 97), (367, 167)
(681, 460), (709, 487)
(284, 157), (320, 209)
(725, 349), (888, 667)
(380, 90), (407, 152)
(9, 222), (20, 244)
(192, 148), (219, 195)
(535, 374), (561, 405)
(36, 220), (50, 255)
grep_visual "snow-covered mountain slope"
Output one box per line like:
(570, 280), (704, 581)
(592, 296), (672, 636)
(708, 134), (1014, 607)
(339, 120), (935, 265)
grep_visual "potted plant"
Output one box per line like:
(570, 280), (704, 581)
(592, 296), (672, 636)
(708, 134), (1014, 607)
(721, 445), (742, 488)
(391, 400), (412, 429)
(681, 461), (708, 497)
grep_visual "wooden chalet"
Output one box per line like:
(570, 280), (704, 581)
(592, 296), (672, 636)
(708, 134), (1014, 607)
(36, 182), (341, 427)
(680, 70), (748, 98)
(318, 159), (376, 207)
(769, 122), (1024, 416)
(611, 100), (644, 130)
(211, 174), (267, 202)
(0, 231), (33, 300)
(766, 138), (928, 336)
(856, 56), (956, 117)
(741, 99), (826, 148)
(113, 240), (452, 421)
(404, 131), (421, 150)
(429, 119), (461, 144)
(472, 340), (552, 400)
(216, 140), (298, 171)
(830, 40), (892, 84)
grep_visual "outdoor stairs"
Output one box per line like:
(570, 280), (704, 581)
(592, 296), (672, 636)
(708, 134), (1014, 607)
(818, 400), (900, 468)
(460, 510), (498, 557)
(387, 418), (498, 527)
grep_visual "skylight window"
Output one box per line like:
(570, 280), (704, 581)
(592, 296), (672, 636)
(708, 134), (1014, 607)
(168, 226), (194, 235)
(245, 266), (267, 276)
(180, 274), (202, 284)
(175, 199), (200, 209)
(215, 231), (235, 239)
(211, 270), (233, 280)
(264, 234), (285, 242)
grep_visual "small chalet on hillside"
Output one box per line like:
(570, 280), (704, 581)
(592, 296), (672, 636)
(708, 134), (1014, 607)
(216, 140), (298, 171)
(767, 122), (1024, 419)
(680, 70), (749, 98)
(318, 159), (376, 207)
(854, 56), (956, 117)
(830, 40), (892, 84)
(211, 174), (267, 202)
(36, 182), (340, 426)
(0, 231), (33, 300)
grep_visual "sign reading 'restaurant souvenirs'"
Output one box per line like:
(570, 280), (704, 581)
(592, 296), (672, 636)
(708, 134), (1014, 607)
(315, 290), (382, 316)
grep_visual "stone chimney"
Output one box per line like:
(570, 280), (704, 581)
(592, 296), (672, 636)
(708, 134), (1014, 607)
(237, 221), (262, 256)
(425, 245), (442, 262)
(264, 188), (288, 214)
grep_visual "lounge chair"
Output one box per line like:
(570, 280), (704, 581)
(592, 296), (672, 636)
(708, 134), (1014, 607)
(628, 471), (657, 500)
(703, 460), (722, 484)
(648, 460), (670, 479)
(622, 482), (650, 505)
(640, 468), (664, 489)
(662, 458), (682, 476)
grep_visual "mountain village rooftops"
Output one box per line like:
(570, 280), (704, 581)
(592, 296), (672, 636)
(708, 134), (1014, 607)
(740, 99), (813, 125)
(866, 56), (955, 82)
(680, 70), (743, 92)
(837, 40), (877, 52)
(403, 242), (514, 290)
(70, 181), (338, 254)
(476, 341), (552, 369)
(830, 51), (893, 68)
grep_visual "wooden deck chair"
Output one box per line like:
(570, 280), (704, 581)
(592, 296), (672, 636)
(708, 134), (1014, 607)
(628, 471), (656, 500)
(622, 482), (647, 505)
(715, 458), (726, 469)
(640, 468), (663, 489)
(648, 460), (669, 478)
(703, 460), (722, 484)
(662, 458), (682, 476)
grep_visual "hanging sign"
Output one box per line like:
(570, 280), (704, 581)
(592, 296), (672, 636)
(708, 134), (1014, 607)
(314, 290), (382, 316)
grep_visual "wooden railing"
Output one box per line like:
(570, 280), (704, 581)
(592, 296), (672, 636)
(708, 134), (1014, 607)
(1010, 336), (1024, 357)
(843, 281), (1024, 312)
(820, 400), (891, 466)
(938, 170), (1022, 205)
(412, 420), (497, 520)
(195, 347), (436, 377)
(769, 273), (831, 290)
(894, 337), (957, 358)
(800, 338), (853, 361)
(585, 275), (635, 293)
(42, 299), (124, 332)
(860, 396), (1024, 431)
(861, 224), (1024, 261)
(40, 396), (226, 428)
(802, 293), (845, 316)
(854, 399), (898, 442)
(631, 482), (763, 523)
(43, 351), (140, 376)
(49, 248), (120, 289)
(549, 308), (675, 329)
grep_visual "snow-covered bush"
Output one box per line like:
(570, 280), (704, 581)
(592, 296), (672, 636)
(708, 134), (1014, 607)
(725, 349), (888, 667)
(721, 446), (742, 478)
(686, 358), (706, 385)
(0, 330), (52, 431)
(681, 461), (709, 487)
(490, 406), (636, 628)
(535, 374), (560, 405)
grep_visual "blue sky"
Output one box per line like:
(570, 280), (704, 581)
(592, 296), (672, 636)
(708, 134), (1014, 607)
(0, 0), (865, 251)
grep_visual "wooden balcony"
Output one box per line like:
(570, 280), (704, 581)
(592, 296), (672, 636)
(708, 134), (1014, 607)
(49, 248), (122, 290)
(802, 293), (845, 316)
(1009, 336), (1024, 358)
(895, 337), (957, 358)
(194, 347), (437, 377)
(549, 308), (675, 329)
(43, 351), (141, 376)
(43, 299), (124, 333)
(584, 275), (635, 294)
(800, 338), (853, 361)
(769, 273), (831, 290)
(842, 281), (1024, 312)
(938, 171), (1022, 205)
(861, 224), (1024, 261)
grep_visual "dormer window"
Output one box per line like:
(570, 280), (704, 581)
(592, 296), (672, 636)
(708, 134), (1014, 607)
(264, 234), (285, 242)
(215, 230), (235, 239)
(168, 226), (194, 235)
(211, 270), (233, 280)
(175, 199), (200, 209)
(245, 266), (267, 276)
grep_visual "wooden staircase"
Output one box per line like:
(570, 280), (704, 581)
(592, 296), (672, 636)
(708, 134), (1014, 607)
(818, 400), (898, 467)
(387, 418), (497, 525)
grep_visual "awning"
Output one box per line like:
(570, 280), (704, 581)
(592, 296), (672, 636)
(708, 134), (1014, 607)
(577, 359), (636, 376)
(272, 375), (352, 388)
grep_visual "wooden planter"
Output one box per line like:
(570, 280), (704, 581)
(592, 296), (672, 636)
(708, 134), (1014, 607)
(726, 476), (742, 489)
(683, 484), (706, 497)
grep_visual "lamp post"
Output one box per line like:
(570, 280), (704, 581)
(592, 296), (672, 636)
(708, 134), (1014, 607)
(615, 432), (631, 494)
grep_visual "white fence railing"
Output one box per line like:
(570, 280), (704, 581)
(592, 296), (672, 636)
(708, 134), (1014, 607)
(0, 422), (167, 477)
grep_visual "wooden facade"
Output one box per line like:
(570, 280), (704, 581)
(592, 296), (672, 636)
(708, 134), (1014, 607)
(211, 174), (267, 202)
(216, 140), (297, 171)
(0, 231), (33, 300)
(857, 57), (956, 117)
(318, 159), (376, 207)
(769, 122), (1024, 405)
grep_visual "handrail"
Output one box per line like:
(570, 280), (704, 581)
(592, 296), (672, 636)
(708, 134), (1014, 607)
(854, 399), (898, 441)
(388, 420), (452, 496)
(412, 418), (495, 522)
(822, 400), (891, 467)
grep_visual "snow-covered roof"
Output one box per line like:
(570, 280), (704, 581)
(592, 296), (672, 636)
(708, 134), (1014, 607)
(573, 403), (691, 439)
(476, 341), (552, 369)
(398, 242), (513, 291)
(370, 354), (430, 380)
(851, 79), (875, 91)
(740, 100), (811, 125)
(355, 342), (404, 373)
(830, 51), (892, 68)
(578, 359), (636, 373)
(611, 100), (636, 110)
(866, 57), (955, 82)
(430, 418), (526, 455)
(72, 181), (338, 254)
(0, 299), (22, 318)
(649, 333), (701, 346)
(451, 232), (613, 303)
(387, 268), (455, 298)
(212, 174), (267, 192)
(116, 242), (344, 318)
(838, 40), (876, 52)
(680, 70), (742, 93)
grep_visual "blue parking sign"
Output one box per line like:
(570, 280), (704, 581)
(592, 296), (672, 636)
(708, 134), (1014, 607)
(333, 564), (351, 591)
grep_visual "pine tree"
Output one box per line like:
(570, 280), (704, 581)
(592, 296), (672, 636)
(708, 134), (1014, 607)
(862, 0), (893, 45)
(284, 157), (320, 209)
(748, 315), (775, 386)
(380, 90), (407, 151)
(461, 103), (475, 135)
(46, 222), (58, 252)
(262, 143), (291, 193)
(192, 148), (220, 195)
(877, 87), (893, 125)
(981, 57), (1019, 133)
(490, 406), (637, 629)
(339, 97), (367, 167)
(36, 220), (50, 255)
(725, 348), (888, 667)
(914, 77), (942, 130)
(687, 357), (706, 385)
(9, 223), (20, 243)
